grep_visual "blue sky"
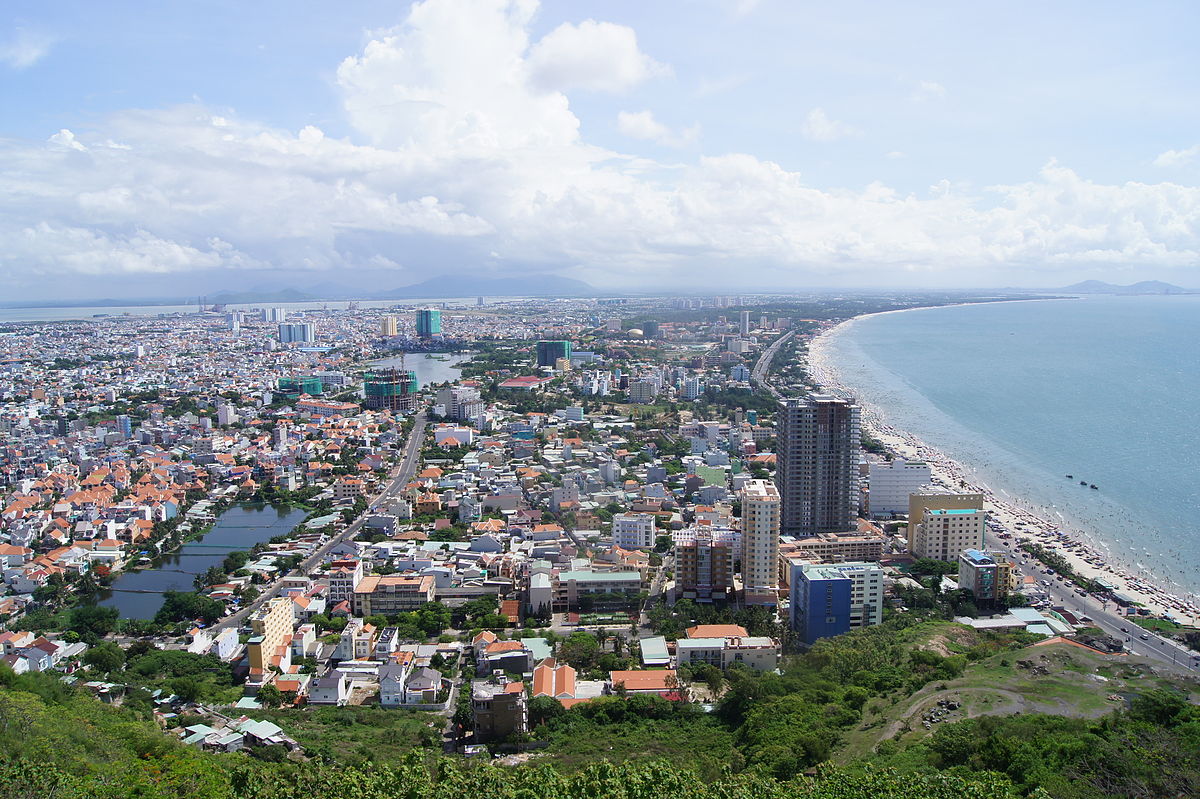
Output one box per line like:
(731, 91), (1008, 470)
(2, 0), (1199, 298)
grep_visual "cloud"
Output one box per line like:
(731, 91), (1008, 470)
(1154, 145), (1199, 168)
(0, 28), (54, 69)
(527, 18), (669, 93)
(0, 0), (1199, 291)
(914, 80), (947, 100)
(617, 110), (699, 148)
(799, 108), (861, 142)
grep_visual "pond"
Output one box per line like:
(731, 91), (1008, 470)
(98, 502), (308, 619)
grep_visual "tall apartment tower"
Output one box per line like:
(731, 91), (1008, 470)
(776, 395), (861, 535)
(380, 315), (399, 336)
(740, 479), (781, 605)
(416, 308), (442, 338)
(739, 310), (751, 336)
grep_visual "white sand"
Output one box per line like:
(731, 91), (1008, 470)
(806, 318), (1200, 627)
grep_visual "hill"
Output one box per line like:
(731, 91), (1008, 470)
(1061, 279), (1193, 295)
(375, 274), (593, 298)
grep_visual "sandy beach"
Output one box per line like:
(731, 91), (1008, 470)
(806, 316), (1200, 627)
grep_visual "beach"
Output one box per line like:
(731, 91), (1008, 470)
(806, 314), (1200, 627)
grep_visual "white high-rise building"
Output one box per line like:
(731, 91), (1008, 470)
(912, 508), (987, 561)
(682, 377), (704, 400)
(739, 310), (751, 336)
(867, 458), (932, 517)
(612, 513), (656, 549)
(740, 479), (781, 605)
(380, 315), (399, 336)
(279, 323), (316, 343)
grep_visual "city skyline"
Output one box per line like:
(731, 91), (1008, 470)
(2, 0), (1199, 300)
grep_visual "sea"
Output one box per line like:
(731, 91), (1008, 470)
(816, 294), (1200, 598)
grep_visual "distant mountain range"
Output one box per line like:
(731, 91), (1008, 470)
(374, 274), (593, 299)
(1060, 280), (1195, 295)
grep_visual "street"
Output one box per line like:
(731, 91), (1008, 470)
(987, 532), (1199, 675)
(211, 409), (429, 632)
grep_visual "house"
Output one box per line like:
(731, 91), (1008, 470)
(531, 658), (577, 700)
(472, 680), (527, 741)
(608, 669), (679, 696)
(403, 667), (443, 705)
(308, 671), (350, 706)
(378, 662), (412, 707)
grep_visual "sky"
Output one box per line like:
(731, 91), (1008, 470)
(1, 0), (1199, 300)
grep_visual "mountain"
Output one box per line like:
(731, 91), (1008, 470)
(375, 274), (594, 299)
(204, 287), (318, 304)
(1061, 280), (1194, 295)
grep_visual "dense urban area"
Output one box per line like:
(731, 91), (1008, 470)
(0, 292), (1197, 799)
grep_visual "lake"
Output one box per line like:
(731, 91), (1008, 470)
(371, 351), (473, 387)
(98, 503), (308, 619)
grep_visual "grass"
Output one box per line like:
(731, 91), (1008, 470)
(834, 639), (1191, 763)
(543, 716), (741, 780)
(252, 705), (441, 765)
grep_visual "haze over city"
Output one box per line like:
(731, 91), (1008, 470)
(2, 0), (1199, 301)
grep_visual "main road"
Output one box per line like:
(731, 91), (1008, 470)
(750, 329), (796, 400)
(986, 531), (1200, 675)
(212, 408), (429, 632)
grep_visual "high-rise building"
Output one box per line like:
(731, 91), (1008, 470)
(263, 307), (288, 322)
(906, 491), (984, 553)
(416, 308), (442, 338)
(912, 508), (987, 561)
(363, 368), (419, 413)
(226, 312), (241, 332)
(739, 310), (751, 336)
(682, 377), (704, 400)
(115, 414), (132, 439)
(789, 560), (883, 644)
(536, 340), (572, 368)
(866, 458), (932, 517)
(776, 395), (861, 535)
(673, 526), (739, 602)
(277, 376), (324, 397)
(740, 479), (781, 605)
(247, 597), (295, 671)
(642, 321), (660, 338)
(380, 315), (399, 336)
(278, 323), (315, 343)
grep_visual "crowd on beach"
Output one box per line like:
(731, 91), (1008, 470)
(806, 324), (1200, 628)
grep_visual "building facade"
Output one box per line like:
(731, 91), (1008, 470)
(740, 479), (781, 605)
(536, 340), (572, 368)
(416, 309), (442, 338)
(612, 512), (656, 549)
(776, 395), (861, 535)
(912, 507), (987, 561)
(789, 560), (883, 645)
(866, 458), (932, 517)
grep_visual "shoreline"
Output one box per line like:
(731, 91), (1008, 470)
(805, 308), (1200, 627)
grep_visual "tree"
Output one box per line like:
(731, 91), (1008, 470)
(83, 642), (125, 673)
(68, 605), (120, 639)
(155, 591), (224, 625)
(257, 684), (284, 708)
(558, 632), (600, 670)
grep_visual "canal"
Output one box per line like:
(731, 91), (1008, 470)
(98, 502), (308, 619)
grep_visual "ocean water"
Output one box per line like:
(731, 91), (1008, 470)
(818, 295), (1200, 597)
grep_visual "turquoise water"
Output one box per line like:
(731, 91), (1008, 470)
(820, 295), (1200, 597)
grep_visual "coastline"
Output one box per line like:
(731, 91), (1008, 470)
(806, 308), (1200, 627)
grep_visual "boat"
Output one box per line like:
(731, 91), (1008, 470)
(1090, 484), (1099, 490)
(1079, 480), (1088, 486)
(1066, 474), (1073, 479)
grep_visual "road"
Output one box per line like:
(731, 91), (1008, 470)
(212, 409), (430, 632)
(986, 532), (1199, 675)
(750, 329), (796, 400)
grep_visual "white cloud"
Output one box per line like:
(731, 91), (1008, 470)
(886, 151), (907, 159)
(1, 0), (1199, 290)
(799, 107), (861, 142)
(0, 28), (54, 69)
(914, 80), (947, 100)
(617, 110), (699, 148)
(527, 18), (669, 93)
(1154, 145), (1199, 168)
